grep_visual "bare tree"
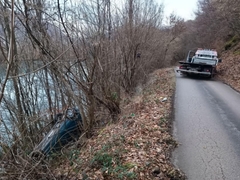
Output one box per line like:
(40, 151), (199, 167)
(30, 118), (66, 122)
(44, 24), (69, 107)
(115, 0), (165, 92)
(0, 0), (187, 179)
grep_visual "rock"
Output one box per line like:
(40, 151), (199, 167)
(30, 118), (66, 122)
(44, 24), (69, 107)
(152, 166), (161, 176)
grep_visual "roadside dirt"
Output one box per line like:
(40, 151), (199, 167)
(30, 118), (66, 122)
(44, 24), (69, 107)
(54, 68), (185, 180)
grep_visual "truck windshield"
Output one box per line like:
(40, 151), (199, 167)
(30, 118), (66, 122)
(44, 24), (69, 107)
(192, 58), (217, 65)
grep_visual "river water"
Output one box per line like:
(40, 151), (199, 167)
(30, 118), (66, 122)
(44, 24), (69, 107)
(0, 61), (54, 142)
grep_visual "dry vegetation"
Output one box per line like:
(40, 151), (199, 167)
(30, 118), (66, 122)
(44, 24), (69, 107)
(53, 68), (185, 180)
(1, 0), (240, 179)
(217, 43), (240, 92)
(0, 0), (185, 179)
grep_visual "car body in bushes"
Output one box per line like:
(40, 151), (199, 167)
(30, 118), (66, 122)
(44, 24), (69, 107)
(31, 108), (82, 157)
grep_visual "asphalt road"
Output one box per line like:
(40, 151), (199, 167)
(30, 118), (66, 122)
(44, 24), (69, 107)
(172, 73), (240, 180)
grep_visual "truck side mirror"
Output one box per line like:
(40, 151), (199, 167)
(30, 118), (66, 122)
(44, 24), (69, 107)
(218, 59), (222, 63)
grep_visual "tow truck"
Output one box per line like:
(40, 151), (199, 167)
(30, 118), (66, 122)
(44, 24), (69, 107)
(176, 48), (222, 78)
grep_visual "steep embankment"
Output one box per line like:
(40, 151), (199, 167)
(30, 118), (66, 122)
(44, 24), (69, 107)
(217, 44), (240, 92)
(53, 68), (185, 180)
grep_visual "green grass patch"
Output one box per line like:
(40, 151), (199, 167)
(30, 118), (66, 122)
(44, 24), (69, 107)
(233, 49), (240, 55)
(159, 117), (167, 126)
(91, 145), (137, 179)
(225, 35), (239, 50)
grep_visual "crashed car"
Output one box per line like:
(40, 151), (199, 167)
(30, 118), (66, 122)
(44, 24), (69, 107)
(31, 108), (82, 157)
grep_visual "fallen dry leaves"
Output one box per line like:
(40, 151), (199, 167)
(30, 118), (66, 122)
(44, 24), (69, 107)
(217, 44), (240, 92)
(54, 68), (185, 180)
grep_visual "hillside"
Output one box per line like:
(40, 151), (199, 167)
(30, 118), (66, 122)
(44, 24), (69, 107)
(52, 68), (185, 180)
(50, 48), (240, 180)
(56, 48), (240, 180)
(217, 44), (240, 92)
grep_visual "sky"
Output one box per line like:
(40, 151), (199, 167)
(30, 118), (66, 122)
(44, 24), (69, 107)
(161, 0), (199, 21)
(112, 0), (199, 21)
